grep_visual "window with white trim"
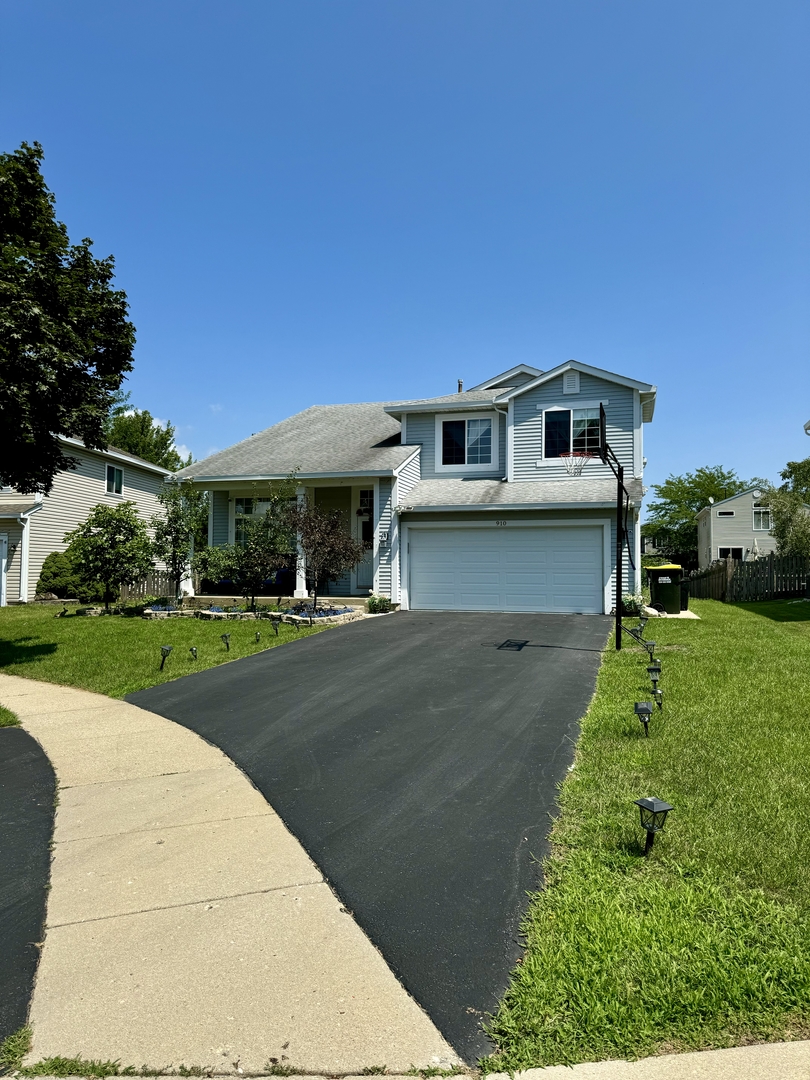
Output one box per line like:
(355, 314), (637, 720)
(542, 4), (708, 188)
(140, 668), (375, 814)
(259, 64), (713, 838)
(716, 510), (734, 518)
(719, 547), (744, 561)
(106, 465), (123, 494)
(435, 413), (498, 472)
(543, 408), (601, 458)
(753, 502), (771, 530)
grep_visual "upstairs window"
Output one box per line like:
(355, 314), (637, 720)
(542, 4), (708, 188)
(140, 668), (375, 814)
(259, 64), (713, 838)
(543, 408), (601, 458)
(753, 502), (771, 530)
(716, 510), (734, 517)
(106, 465), (123, 494)
(440, 416), (493, 467)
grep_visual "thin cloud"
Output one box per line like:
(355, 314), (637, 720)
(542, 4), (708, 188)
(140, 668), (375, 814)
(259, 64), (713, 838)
(209, 404), (223, 413)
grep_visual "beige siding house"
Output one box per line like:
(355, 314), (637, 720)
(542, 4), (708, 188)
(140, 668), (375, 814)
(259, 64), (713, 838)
(696, 488), (777, 569)
(0, 439), (171, 605)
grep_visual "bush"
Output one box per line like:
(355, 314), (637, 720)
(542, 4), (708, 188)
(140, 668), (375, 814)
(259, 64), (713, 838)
(367, 594), (392, 613)
(36, 550), (109, 603)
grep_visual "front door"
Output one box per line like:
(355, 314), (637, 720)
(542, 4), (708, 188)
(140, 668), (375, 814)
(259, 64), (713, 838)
(356, 489), (374, 590)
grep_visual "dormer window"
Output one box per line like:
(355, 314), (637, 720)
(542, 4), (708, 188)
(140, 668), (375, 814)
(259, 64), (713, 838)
(435, 413), (499, 472)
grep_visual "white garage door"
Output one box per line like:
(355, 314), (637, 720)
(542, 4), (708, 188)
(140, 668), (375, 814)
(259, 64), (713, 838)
(408, 526), (604, 614)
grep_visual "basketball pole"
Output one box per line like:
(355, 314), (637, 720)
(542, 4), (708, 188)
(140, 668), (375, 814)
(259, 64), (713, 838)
(615, 462), (623, 651)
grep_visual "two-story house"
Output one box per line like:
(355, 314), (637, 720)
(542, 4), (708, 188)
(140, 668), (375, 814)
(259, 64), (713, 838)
(174, 360), (655, 614)
(0, 439), (172, 605)
(696, 488), (778, 568)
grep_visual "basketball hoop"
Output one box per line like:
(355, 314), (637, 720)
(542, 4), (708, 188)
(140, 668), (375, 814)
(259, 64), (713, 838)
(559, 451), (597, 476)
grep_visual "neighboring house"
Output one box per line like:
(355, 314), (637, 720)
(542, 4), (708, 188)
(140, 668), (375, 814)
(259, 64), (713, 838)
(696, 488), (776, 569)
(0, 439), (171, 605)
(175, 359), (656, 615)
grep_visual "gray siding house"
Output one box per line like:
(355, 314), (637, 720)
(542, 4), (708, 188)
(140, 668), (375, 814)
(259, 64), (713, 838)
(696, 488), (777, 569)
(0, 439), (171, 605)
(175, 359), (656, 614)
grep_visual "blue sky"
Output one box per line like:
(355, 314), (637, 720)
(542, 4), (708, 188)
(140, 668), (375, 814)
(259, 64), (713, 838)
(2, 1), (808, 499)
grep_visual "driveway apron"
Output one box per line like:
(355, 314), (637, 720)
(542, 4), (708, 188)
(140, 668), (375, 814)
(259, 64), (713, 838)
(129, 611), (611, 1061)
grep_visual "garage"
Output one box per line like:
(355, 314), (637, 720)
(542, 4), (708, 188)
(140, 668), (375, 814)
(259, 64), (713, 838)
(406, 524), (605, 613)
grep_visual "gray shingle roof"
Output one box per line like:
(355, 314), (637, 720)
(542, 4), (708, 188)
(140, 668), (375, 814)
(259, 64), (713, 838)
(0, 501), (39, 516)
(174, 403), (413, 480)
(384, 389), (510, 415)
(400, 476), (644, 509)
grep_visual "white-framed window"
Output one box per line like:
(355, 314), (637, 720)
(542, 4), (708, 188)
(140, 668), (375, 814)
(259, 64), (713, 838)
(106, 465), (123, 495)
(753, 502), (771, 530)
(716, 510), (734, 518)
(719, 547), (744, 560)
(434, 412), (499, 473)
(542, 407), (601, 458)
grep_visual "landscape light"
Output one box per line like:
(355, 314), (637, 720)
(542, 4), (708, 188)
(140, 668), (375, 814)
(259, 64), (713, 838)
(221, 633), (231, 651)
(255, 631), (261, 643)
(653, 687), (663, 710)
(644, 640), (657, 662)
(634, 701), (654, 737)
(637, 614), (648, 636)
(160, 645), (173, 671)
(647, 662), (662, 690)
(189, 647), (197, 660)
(270, 616), (280, 636)
(634, 797), (674, 855)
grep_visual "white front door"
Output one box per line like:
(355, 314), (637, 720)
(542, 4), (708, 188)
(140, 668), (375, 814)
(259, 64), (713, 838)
(407, 525), (604, 613)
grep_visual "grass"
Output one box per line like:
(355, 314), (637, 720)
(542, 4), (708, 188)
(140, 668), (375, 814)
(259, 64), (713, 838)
(0, 604), (325, 698)
(0, 704), (19, 726)
(482, 599), (810, 1071)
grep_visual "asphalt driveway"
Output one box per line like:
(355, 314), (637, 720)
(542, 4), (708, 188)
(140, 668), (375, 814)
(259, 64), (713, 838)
(128, 611), (610, 1061)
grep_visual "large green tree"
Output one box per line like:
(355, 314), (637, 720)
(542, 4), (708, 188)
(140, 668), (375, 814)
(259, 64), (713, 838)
(642, 466), (755, 567)
(65, 502), (154, 609)
(0, 142), (135, 493)
(763, 454), (810, 557)
(107, 404), (191, 471)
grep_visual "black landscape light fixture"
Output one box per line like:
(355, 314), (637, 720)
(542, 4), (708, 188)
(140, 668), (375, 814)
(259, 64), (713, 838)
(270, 616), (280, 636)
(189, 646), (197, 661)
(638, 614), (649, 636)
(647, 662), (662, 689)
(255, 631), (261, 643)
(221, 633), (231, 651)
(634, 701), (654, 736)
(634, 797), (674, 855)
(160, 645), (173, 671)
(644, 640), (657, 662)
(652, 687), (663, 710)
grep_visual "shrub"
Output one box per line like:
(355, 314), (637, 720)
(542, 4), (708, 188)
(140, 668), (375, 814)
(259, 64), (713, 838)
(367, 594), (392, 613)
(36, 550), (108, 603)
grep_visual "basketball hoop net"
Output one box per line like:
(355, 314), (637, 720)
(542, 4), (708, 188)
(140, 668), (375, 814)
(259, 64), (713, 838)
(559, 451), (597, 477)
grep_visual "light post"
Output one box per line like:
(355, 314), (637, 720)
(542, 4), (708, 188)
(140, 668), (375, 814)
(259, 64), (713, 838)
(221, 633), (231, 651)
(189, 646), (197, 660)
(160, 645), (173, 671)
(634, 701), (654, 736)
(647, 662), (661, 690)
(634, 797), (674, 855)
(255, 631), (261, 643)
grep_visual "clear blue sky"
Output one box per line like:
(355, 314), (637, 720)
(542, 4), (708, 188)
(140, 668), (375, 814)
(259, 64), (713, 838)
(2, 1), (808, 499)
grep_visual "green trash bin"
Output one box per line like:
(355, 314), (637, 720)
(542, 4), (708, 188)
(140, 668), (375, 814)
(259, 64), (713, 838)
(648, 564), (683, 615)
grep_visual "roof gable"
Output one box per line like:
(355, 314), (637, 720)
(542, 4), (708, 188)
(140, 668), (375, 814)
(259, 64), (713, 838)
(493, 360), (657, 421)
(467, 365), (544, 392)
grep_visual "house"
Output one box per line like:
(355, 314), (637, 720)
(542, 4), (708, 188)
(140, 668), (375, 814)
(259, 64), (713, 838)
(0, 439), (172, 605)
(174, 360), (656, 614)
(696, 488), (777, 569)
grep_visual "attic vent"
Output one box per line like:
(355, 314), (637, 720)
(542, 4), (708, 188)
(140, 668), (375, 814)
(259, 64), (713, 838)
(563, 370), (580, 394)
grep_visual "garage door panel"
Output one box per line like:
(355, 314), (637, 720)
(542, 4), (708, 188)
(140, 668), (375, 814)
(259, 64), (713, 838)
(409, 526), (604, 614)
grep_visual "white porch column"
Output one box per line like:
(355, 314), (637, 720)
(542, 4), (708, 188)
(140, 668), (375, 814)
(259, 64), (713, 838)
(19, 515), (30, 602)
(634, 509), (642, 594)
(294, 485), (308, 598)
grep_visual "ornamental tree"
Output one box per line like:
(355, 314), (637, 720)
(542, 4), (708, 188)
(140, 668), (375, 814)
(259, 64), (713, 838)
(64, 502), (154, 609)
(151, 481), (209, 599)
(287, 500), (366, 612)
(0, 142), (135, 493)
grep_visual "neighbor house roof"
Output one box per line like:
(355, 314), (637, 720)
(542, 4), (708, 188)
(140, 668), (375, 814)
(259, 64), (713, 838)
(399, 476), (644, 511)
(59, 437), (174, 476)
(0, 501), (40, 517)
(173, 403), (414, 482)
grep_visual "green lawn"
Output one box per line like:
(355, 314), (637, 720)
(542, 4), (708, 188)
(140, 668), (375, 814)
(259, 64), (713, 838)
(0, 604), (325, 698)
(483, 599), (810, 1070)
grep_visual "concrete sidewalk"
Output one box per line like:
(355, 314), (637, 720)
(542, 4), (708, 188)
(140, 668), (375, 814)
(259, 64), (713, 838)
(0, 673), (460, 1074)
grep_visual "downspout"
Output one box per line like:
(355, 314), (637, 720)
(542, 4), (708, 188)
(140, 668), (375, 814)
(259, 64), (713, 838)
(18, 514), (30, 602)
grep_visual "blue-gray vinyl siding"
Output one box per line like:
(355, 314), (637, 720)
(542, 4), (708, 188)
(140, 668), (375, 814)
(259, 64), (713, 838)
(403, 411), (504, 480)
(512, 374), (636, 482)
(211, 491), (229, 546)
(396, 451), (421, 499)
(377, 477), (393, 597)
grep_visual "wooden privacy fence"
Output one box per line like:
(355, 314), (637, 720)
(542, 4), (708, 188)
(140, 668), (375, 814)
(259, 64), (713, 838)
(120, 570), (179, 601)
(687, 554), (807, 603)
